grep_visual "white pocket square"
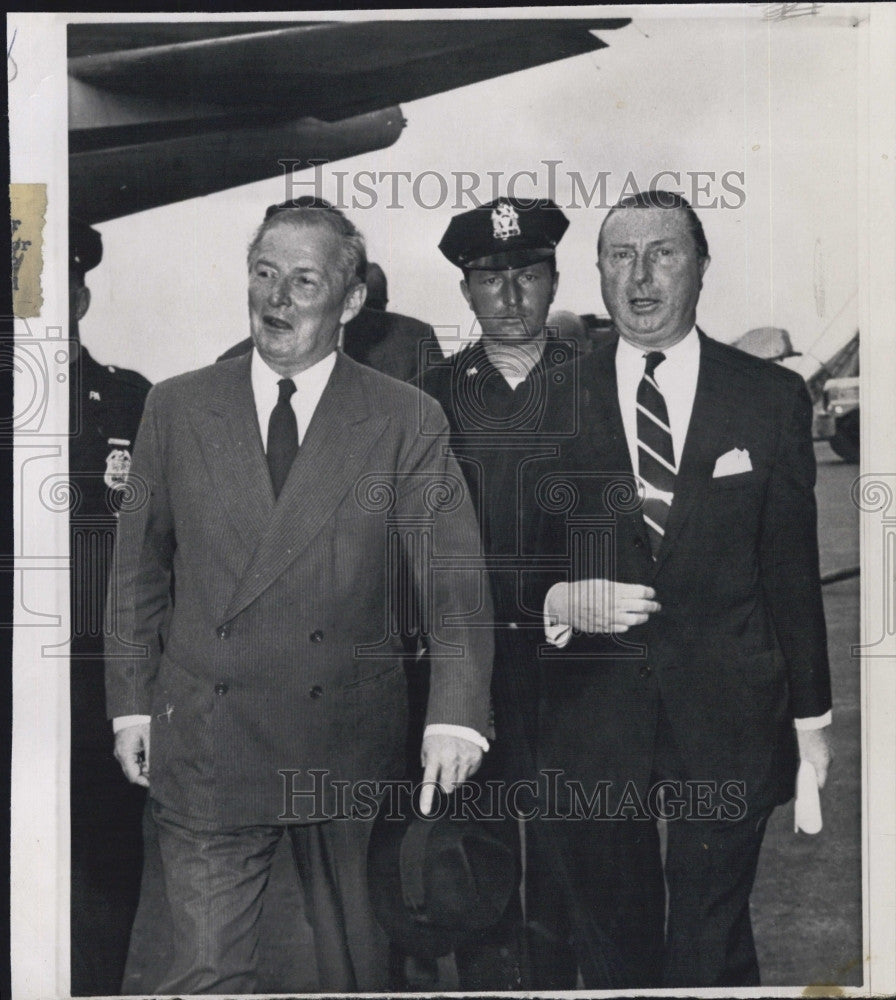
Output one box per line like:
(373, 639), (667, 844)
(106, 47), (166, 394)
(712, 447), (752, 477)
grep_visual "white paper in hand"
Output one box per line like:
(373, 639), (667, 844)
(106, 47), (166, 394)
(794, 760), (823, 834)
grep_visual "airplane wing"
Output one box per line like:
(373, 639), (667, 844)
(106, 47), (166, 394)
(69, 19), (630, 222)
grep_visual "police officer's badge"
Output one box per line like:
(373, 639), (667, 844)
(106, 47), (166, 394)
(104, 438), (132, 489)
(491, 200), (521, 241)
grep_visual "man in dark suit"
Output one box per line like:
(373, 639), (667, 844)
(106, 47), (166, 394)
(106, 201), (493, 994)
(417, 197), (577, 988)
(531, 190), (833, 988)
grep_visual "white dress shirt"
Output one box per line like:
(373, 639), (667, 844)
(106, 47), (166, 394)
(545, 328), (829, 730)
(615, 325), (700, 479)
(115, 347), (489, 750)
(250, 346), (335, 447)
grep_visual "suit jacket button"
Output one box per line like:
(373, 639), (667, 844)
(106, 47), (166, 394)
(218, 624), (232, 639)
(639, 665), (652, 678)
(309, 630), (324, 644)
(214, 682), (229, 695)
(309, 685), (323, 699)
(633, 537), (645, 549)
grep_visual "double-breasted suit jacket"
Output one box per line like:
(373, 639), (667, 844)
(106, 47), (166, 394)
(533, 332), (832, 816)
(106, 351), (493, 827)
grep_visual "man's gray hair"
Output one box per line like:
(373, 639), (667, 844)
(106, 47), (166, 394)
(247, 201), (368, 291)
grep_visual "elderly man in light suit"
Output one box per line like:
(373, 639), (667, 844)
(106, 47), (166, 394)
(531, 190), (833, 989)
(106, 202), (492, 994)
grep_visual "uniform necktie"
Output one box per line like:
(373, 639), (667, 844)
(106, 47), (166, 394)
(267, 378), (298, 498)
(637, 352), (676, 557)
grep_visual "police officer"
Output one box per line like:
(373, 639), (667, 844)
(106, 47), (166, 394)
(68, 218), (152, 996)
(416, 197), (578, 989)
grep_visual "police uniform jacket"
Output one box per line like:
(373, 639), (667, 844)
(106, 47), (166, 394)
(417, 337), (577, 779)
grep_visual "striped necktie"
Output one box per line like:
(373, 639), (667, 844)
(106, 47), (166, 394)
(267, 377), (298, 498)
(637, 351), (676, 557)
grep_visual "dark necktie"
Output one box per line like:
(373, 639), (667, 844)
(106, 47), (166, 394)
(636, 352), (676, 557)
(267, 378), (298, 498)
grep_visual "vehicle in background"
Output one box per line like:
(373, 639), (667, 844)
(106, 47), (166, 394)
(733, 327), (860, 464)
(805, 332), (860, 463)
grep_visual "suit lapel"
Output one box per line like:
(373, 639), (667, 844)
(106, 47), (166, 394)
(573, 341), (652, 552)
(223, 353), (388, 621)
(576, 339), (635, 481)
(191, 352), (274, 551)
(654, 334), (735, 568)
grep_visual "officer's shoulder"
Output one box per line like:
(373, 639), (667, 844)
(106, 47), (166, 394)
(440, 342), (481, 378)
(101, 363), (152, 393)
(542, 336), (577, 368)
(83, 349), (152, 401)
(415, 341), (473, 392)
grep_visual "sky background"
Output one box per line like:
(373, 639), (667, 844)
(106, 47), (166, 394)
(79, 8), (861, 386)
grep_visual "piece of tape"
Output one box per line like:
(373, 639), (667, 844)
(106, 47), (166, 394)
(10, 182), (47, 318)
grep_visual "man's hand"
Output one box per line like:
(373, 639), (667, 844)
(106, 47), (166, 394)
(547, 579), (660, 634)
(796, 727), (833, 788)
(419, 733), (483, 816)
(114, 722), (151, 787)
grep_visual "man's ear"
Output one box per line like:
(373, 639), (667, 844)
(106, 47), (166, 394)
(74, 284), (91, 323)
(340, 281), (367, 326)
(550, 270), (559, 305)
(699, 256), (711, 282)
(460, 278), (473, 310)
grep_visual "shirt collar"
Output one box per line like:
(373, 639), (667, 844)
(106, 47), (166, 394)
(250, 345), (337, 401)
(616, 325), (699, 375)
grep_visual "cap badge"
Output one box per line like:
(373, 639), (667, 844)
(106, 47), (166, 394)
(491, 201), (521, 241)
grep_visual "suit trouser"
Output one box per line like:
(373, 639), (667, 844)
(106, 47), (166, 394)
(526, 806), (665, 989)
(533, 703), (773, 989)
(149, 800), (388, 994)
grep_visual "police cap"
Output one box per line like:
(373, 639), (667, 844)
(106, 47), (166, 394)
(70, 218), (103, 276)
(439, 197), (569, 271)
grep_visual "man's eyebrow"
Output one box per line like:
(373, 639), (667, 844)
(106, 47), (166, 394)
(604, 237), (680, 250)
(252, 258), (322, 275)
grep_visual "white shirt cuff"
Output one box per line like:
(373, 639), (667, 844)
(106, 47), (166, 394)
(424, 723), (489, 752)
(544, 582), (572, 648)
(113, 714), (151, 733)
(794, 710), (832, 731)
